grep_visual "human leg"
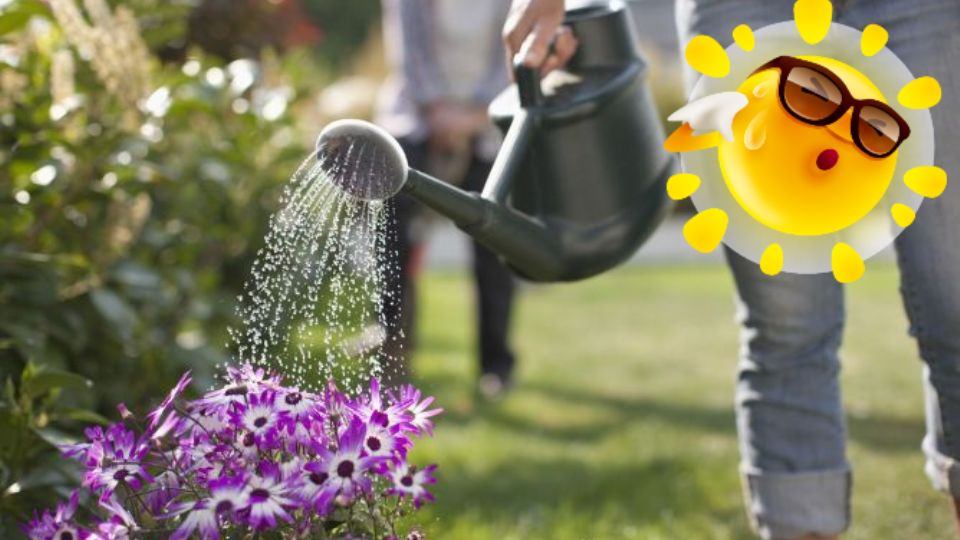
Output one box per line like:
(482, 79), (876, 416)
(850, 0), (960, 525)
(674, 1), (849, 537)
(727, 250), (849, 540)
(462, 156), (518, 389)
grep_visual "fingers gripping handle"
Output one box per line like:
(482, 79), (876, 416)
(513, 59), (543, 108)
(483, 60), (542, 204)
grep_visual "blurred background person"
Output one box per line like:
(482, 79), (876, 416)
(375, 0), (519, 398)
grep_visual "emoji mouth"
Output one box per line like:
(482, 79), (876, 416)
(816, 148), (839, 171)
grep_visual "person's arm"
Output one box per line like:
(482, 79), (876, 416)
(472, 3), (512, 106)
(502, 0), (577, 76)
(383, 0), (448, 106)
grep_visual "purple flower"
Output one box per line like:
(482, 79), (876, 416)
(276, 388), (323, 444)
(232, 390), (281, 436)
(226, 363), (283, 387)
(277, 388), (318, 418)
(394, 385), (443, 436)
(388, 462), (437, 508)
(146, 371), (192, 433)
(348, 378), (412, 430)
(186, 405), (229, 439)
(89, 519), (130, 540)
(76, 424), (152, 500)
(22, 490), (83, 540)
(143, 470), (179, 515)
(191, 383), (250, 413)
(168, 476), (248, 540)
(90, 498), (137, 539)
(24, 365), (443, 539)
(243, 470), (295, 530)
(291, 460), (335, 513)
(319, 380), (349, 424)
(116, 403), (133, 421)
(224, 391), (287, 460)
(362, 411), (410, 460)
(316, 418), (383, 503)
(191, 363), (280, 414)
(60, 423), (107, 462)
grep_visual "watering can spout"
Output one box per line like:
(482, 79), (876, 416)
(316, 3), (675, 282)
(315, 119), (567, 281)
(403, 169), (566, 282)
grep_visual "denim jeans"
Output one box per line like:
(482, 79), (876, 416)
(673, 0), (960, 538)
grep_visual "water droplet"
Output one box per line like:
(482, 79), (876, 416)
(752, 80), (774, 99)
(744, 109), (767, 151)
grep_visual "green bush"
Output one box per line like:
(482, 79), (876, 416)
(0, 0), (363, 530)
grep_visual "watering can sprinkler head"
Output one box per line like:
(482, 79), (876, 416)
(315, 119), (409, 202)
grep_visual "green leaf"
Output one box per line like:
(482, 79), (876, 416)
(111, 262), (162, 289)
(56, 407), (109, 425)
(89, 288), (138, 344)
(30, 426), (78, 449)
(9, 461), (74, 492)
(3, 378), (16, 409)
(21, 366), (92, 400)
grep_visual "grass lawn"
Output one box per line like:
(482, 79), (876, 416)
(404, 263), (952, 539)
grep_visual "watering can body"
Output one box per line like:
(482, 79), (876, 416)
(479, 2), (676, 281)
(319, 2), (675, 282)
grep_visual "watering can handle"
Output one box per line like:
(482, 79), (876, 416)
(482, 61), (541, 204)
(513, 60), (544, 108)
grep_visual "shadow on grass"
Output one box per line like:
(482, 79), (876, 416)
(427, 375), (925, 455)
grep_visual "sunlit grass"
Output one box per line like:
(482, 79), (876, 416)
(405, 263), (951, 539)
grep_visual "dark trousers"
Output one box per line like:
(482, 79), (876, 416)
(381, 139), (517, 379)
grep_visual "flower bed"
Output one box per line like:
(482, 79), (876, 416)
(24, 365), (442, 540)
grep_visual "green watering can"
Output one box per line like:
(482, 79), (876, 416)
(316, 2), (674, 282)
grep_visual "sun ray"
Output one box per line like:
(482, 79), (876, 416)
(860, 24), (888, 57)
(683, 208), (728, 253)
(794, 0), (833, 45)
(904, 166), (947, 198)
(732, 24), (755, 52)
(685, 35), (730, 78)
(759, 244), (784, 276)
(667, 173), (701, 200)
(831, 242), (864, 283)
(891, 203), (916, 228)
(898, 76), (942, 109)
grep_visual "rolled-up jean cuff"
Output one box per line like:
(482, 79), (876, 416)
(741, 466), (851, 540)
(923, 434), (960, 496)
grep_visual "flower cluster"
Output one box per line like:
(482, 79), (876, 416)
(24, 365), (442, 540)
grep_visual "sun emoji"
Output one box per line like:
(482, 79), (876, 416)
(664, 0), (945, 283)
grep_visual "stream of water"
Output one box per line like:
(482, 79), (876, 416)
(228, 147), (404, 392)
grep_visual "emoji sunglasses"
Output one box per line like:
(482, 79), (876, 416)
(752, 56), (911, 158)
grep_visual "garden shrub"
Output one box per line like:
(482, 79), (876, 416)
(0, 0), (381, 532)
